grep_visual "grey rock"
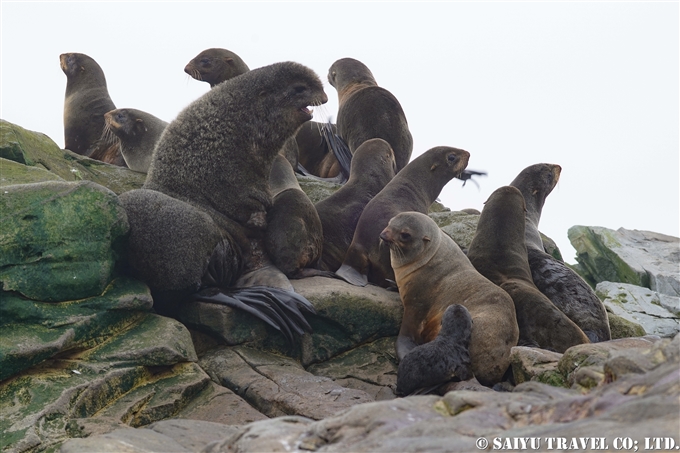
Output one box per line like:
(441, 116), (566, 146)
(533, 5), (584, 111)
(429, 210), (479, 250)
(60, 428), (189, 452)
(597, 281), (680, 337)
(148, 419), (240, 452)
(510, 346), (565, 387)
(199, 346), (374, 420)
(174, 382), (268, 425)
(569, 226), (680, 297)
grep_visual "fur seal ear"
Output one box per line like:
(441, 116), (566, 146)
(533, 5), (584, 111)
(430, 164), (438, 171)
(423, 236), (431, 242)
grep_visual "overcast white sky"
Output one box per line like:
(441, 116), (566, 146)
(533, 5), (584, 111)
(2, 2), (678, 263)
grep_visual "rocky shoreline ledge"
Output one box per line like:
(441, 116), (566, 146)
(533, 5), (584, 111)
(1, 119), (678, 452)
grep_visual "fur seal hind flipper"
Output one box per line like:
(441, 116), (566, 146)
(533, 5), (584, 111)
(321, 120), (351, 181)
(335, 263), (368, 287)
(244, 286), (315, 334)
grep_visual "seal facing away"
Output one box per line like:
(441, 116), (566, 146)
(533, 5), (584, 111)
(336, 146), (469, 287)
(119, 61), (328, 342)
(380, 211), (519, 386)
(314, 138), (397, 271)
(60, 52), (124, 165)
(510, 163), (611, 342)
(328, 57), (413, 172)
(467, 186), (590, 352)
(101, 108), (168, 173)
(265, 154), (324, 277)
(396, 304), (473, 396)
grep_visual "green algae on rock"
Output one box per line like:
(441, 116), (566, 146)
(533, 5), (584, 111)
(0, 180), (128, 302)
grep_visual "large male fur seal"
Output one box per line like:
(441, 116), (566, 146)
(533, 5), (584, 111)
(380, 211), (519, 386)
(328, 57), (413, 172)
(314, 138), (397, 271)
(336, 146), (469, 287)
(184, 48), (344, 178)
(265, 154), (323, 277)
(101, 108), (168, 173)
(60, 52), (124, 166)
(396, 304), (473, 395)
(510, 164), (611, 342)
(119, 61), (328, 340)
(467, 186), (590, 352)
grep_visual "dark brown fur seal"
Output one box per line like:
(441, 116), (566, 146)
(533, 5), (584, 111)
(314, 138), (397, 271)
(119, 62), (327, 338)
(184, 48), (250, 87)
(60, 52), (124, 166)
(265, 154), (323, 277)
(336, 146), (469, 287)
(396, 304), (473, 396)
(510, 164), (611, 342)
(101, 108), (168, 173)
(328, 57), (413, 172)
(467, 186), (590, 353)
(381, 211), (519, 386)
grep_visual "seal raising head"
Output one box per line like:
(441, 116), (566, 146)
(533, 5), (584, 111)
(184, 48), (250, 87)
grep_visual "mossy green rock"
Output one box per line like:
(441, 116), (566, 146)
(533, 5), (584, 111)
(0, 119), (145, 194)
(0, 157), (64, 186)
(0, 180), (128, 302)
(0, 276), (153, 381)
(606, 310), (647, 339)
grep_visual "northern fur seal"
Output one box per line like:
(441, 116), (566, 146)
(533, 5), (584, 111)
(185, 48), (344, 178)
(120, 61), (328, 340)
(265, 154), (323, 277)
(396, 304), (473, 396)
(314, 138), (397, 271)
(336, 146), (469, 287)
(467, 186), (590, 352)
(60, 52), (124, 165)
(101, 108), (168, 173)
(380, 211), (519, 386)
(328, 57), (413, 172)
(510, 164), (611, 342)
(184, 48), (250, 87)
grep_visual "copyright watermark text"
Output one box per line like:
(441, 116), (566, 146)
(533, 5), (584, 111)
(475, 437), (679, 451)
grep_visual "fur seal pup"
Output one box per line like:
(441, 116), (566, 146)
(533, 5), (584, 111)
(328, 57), (413, 172)
(60, 52), (124, 165)
(380, 211), (519, 386)
(265, 154), (324, 277)
(314, 138), (397, 271)
(120, 61), (328, 340)
(101, 108), (168, 173)
(184, 47), (250, 87)
(396, 304), (473, 396)
(467, 186), (590, 352)
(336, 146), (469, 287)
(510, 163), (611, 342)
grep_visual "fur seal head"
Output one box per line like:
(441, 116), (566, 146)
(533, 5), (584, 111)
(184, 48), (250, 87)
(327, 58), (378, 104)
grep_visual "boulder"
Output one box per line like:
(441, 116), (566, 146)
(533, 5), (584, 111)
(0, 119), (145, 194)
(0, 180), (128, 301)
(596, 281), (679, 337)
(568, 225), (679, 297)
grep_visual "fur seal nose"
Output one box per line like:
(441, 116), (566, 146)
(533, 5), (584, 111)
(379, 229), (392, 242)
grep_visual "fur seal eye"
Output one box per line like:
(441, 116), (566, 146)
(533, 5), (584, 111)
(400, 232), (411, 241)
(293, 84), (307, 94)
(447, 154), (458, 163)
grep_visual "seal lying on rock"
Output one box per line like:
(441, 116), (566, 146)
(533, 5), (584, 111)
(467, 186), (590, 352)
(336, 146), (469, 287)
(120, 61), (328, 342)
(60, 52), (124, 166)
(509, 163), (611, 343)
(100, 108), (168, 173)
(380, 211), (518, 386)
(396, 304), (473, 396)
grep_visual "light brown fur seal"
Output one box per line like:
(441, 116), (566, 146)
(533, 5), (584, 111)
(119, 62), (327, 339)
(510, 164), (611, 342)
(336, 146), (469, 287)
(328, 57), (413, 172)
(314, 138), (397, 271)
(101, 108), (168, 173)
(467, 186), (590, 352)
(380, 211), (519, 386)
(60, 52), (124, 166)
